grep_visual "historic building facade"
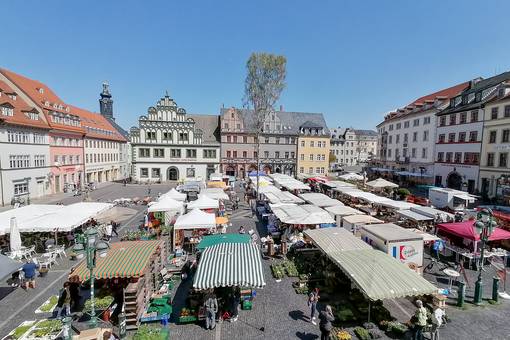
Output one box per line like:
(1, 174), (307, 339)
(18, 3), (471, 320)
(330, 127), (377, 170)
(375, 82), (468, 184)
(434, 73), (510, 193)
(297, 121), (330, 176)
(478, 83), (510, 198)
(130, 94), (220, 182)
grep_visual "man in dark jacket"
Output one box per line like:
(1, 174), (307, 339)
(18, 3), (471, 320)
(319, 305), (334, 340)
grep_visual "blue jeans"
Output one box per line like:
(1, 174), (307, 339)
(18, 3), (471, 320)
(310, 302), (317, 320)
(206, 310), (216, 329)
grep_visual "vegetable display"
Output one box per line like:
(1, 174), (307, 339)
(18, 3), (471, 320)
(84, 296), (114, 311)
(11, 322), (36, 339)
(270, 263), (285, 280)
(37, 296), (58, 313)
(26, 319), (62, 339)
(132, 325), (168, 340)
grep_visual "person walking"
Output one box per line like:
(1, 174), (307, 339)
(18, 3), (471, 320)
(111, 220), (119, 237)
(21, 259), (39, 289)
(239, 226), (246, 234)
(412, 300), (428, 340)
(230, 287), (241, 322)
(430, 304), (445, 340)
(55, 282), (71, 318)
(204, 292), (218, 330)
(319, 305), (335, 340)
(308, 288), (320, 325)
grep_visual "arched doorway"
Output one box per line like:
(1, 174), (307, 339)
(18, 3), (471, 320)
(446, 171), (462, 190)
(167, 167), (179, 181)
(239, 168), (245, 178)
(275, 167), (281, 174)
(225, 166), (235, 177)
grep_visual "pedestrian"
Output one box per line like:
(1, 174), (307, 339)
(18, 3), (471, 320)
(412, 300), (428, 340)
(105, 223), (113, 241)
(69, 281), (81, 312)
(239, 226), (246, 234)
(21, 259), (39, 289)
(319, 305), (335, 340)
(430, 304), (445, 340)
(229, 287), (241, 322)
(55, 282), (71, 318)
(204, 292), (218, 330)
(111, 220), (119, 237)
(308, 288), (320, 325)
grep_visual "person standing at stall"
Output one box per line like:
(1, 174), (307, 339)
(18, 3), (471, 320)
(21, 259), (39, 289)
(412, 300), (428, 340)
(230, 287), (241, 322)
(55, 282), (71, 318)
(308, 288), (320, 325)
(204, 292), (218, 330)
(319, 305), (335, 340)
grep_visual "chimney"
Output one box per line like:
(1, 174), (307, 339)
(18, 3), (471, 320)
(279, 105), (283, 112)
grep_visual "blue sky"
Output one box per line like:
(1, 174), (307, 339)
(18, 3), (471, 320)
(3, 0), (510, 130)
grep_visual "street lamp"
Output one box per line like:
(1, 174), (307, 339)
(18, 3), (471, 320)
(73, 227), (110, 326)
(473, 208), (497, 304)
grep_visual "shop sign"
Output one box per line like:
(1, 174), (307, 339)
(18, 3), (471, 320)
(392, 245), (418, 260)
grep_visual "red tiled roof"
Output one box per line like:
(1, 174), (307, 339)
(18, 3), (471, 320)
(0, 80), (50, 129)
(69, 105), (126, 142)
(409, 82), (470, 106)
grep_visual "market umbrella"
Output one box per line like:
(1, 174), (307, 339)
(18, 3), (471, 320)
(339, 173), (364, 181)
(366, 178), (399, 189)
(9, 217), (22, 252)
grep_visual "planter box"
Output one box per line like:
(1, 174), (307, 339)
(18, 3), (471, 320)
(3, 320), (36, 340)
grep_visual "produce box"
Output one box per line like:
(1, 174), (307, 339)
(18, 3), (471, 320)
(5, 320), (36, 340)
(178, 315), (197, 323)
(241, 300), (252, 310)
(35, 296), (58, 314)
(24, 319), (62, 340)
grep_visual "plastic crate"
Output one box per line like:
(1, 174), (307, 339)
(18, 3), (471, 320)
(241, 300), (252, 310)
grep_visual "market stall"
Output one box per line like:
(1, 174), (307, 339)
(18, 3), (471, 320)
(259, 186), (305, 205)
(360, 223), (425, 271)
(339, 173), (364, 181)
(410, 206), (454, 222)
(340, 214), (383, 231)
(304, 227), (372, 253)
(365, 178), (399, 190)
(298, 192), (344, 208)
(396, 209), (435, 230)
(196, 234), (251, 252)
(69, 240), (166, 330)
(173, 209), (216, 251)
(186, 195), (219, 213)
(200, 188), (230, 201)
(324, 205), (364, 227)
(160, 188), (187, 202)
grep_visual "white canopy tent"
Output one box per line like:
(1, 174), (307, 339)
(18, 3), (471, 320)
(377, 200), (418, 210)
(325, 205), (363, 217)
(261, 186), (304, 204)
(187, 195), (219, 210)
(200, 188), (230, 201)
(339, 173), (364, 181)
(147, 196), (185, 213)
(397, 209), (434, 222)
(174, 208), (216, 230)
(160, 188), (187, 202)
(299, 193), (344, 208)
(410, 206), (454, 221)
(0, 205), (64, 235)
(270, 204), (335, 225)
(350, 192), (393, 204)
(366, 178), (399, 189)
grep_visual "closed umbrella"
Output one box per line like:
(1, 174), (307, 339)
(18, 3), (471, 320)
(9, 217), (22, 252)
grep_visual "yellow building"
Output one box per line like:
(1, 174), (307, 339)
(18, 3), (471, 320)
(297, 121), (330, 176)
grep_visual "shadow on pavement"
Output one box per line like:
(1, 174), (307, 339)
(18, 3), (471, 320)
(0, 286), (16, 301)
(296, 331), (319, 339)
(289, 310), (308, 322)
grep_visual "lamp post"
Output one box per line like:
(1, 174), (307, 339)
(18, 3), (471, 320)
(473, 208), (497, 304)
(73, 228), (109, 327)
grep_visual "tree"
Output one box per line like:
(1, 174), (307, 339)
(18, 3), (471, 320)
(243, 52), (287, 195)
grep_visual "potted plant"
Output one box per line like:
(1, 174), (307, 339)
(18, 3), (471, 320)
(69, 251), (77, 261)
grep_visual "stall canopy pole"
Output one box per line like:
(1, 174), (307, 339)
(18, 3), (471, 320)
(368, 300), (371, 323)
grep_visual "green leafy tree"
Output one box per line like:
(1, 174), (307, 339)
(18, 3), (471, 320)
(243, 52), (287, 193)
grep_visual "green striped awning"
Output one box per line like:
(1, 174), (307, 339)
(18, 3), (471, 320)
(71, 240), (162, 281)
(193, 243), (265, 290)
(329, 249), (437, 300)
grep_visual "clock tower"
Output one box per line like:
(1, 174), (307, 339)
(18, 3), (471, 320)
(99, 82), (114, 120)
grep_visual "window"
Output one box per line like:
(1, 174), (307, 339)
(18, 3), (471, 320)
(163, 132), (172, 141)
(449, 114), (456, 125)
(253, 151), (258, 158)
(439, 116), (446, 126)
(412, 132), (418, 142)
(139, 148), (150, 157)
(445, 152), (453, 163)
(1, 105), (14, 116)
(34, 155), (46, 167)
(404, 121), (410, 128)
(264, 151), (269, 158)
(460, 112), (467, 124)
(396, 123), (401, 130)
(275, 151), (280, 158)
(236, 123), (240, 130)
(265, 137), (270, 144)
(310, 141), (314, 147)
(505, 105), (510, 118)
(308, 167), (313, 174)
(232, 151), (237, 158)
(153, 148), (164, 158)
(403, 133), (408, 143)
(233, 136), (237, 143)
(291, 152), (295, 158)
(438, 134), (445, 143)
(226, 136), (231, 143)
(285, 152), (289, 159)
(387, 149), (392, 158)
(14, 183), (28, 196)
(503, 130), (510, 143)
(423, 130), (429, 142)
(389, 124), (394, 131)
(491, 107), (499, 120)
(300, 140), (305, 147)
(275, 138), (280, 144)
(469, 131), (478, 142)
(487, 153), (495, 166)
(320, 167), (325, 174)
(500, 153), (508, 167)
(309, 154), (314, 160)
(186, 149), (197, 158)
(411, 148), (416, 158)
(388, 135), (392, 144)
(489, 131), (497, 143)
(413, 119), (419, 127)
(171, 149), (181, 158)
(243, 136), (248, 143)
(179, 132), (188, 141)
(226, 151), (231, 158)
(151, 168), (161, 178)
(186, 168), (195, 178)
(424, 117), (431, 124)
(422, 148), (427, 159)
(203, 150), (217, 158)
(316, 167), (321, 174)
(299, 167), (304, 174)
(140, 168), (149, 178)
(395, 134), (400, 144)
(471, 110), (479, 122)
(242, 151), (247, 158)
(448, 133), (456, 143)
(146, 131), (156, 140)
(454, 152), (462, 163)
(437, 152), (444, 162)
(300, 154), (304, 160)
(457, 132), (466, 142)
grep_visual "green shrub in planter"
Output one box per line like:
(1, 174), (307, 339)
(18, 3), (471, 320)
(397, 188), (410, 198)
(84, 296), (114, 312)
(270, 264), (285, 280)
(336, 308), (355, 322)
(353, 327), (370, 340)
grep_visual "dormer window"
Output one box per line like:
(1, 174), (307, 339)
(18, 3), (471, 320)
(45, 101), (50, 106)
(475, 92), (482, 102)
(53, 103), (58, 108)
(65, 107), (70, 112)
(38, 88), (44, 94)
(1, 105), (14, 116)
(25, 111), (39, 120)
(8, 94), (16, 101)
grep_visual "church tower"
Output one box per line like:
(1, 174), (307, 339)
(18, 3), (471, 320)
(99, 82), (114, 120)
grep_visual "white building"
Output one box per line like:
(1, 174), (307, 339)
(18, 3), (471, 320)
(330, 128), (377, 170)
(0, 74), (51, 205)
(375, 82), (468, 184)
(130, 94), (220, 182)
(435, 72), (510, 194)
